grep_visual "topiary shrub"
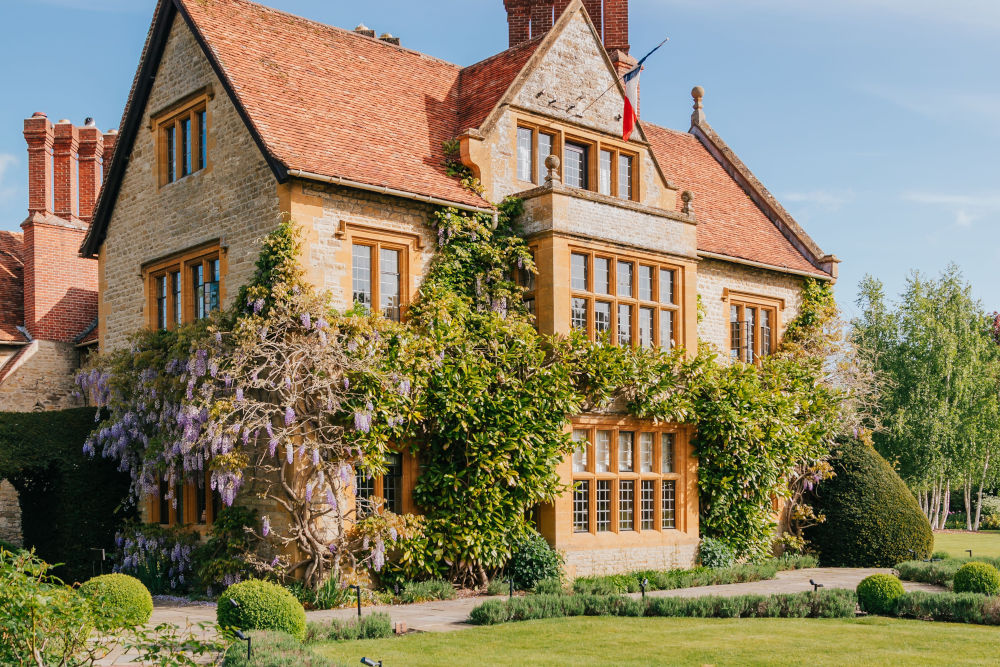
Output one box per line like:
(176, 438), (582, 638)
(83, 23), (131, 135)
(506, 533), (563, 591)
(79, 573), (153, 629)
(953, 562), (1000, 595)
(856, 573), (904, 615)
(806, 439), (932, 566)
(698, 537), (735, 568)
(217, 579), (306, 640)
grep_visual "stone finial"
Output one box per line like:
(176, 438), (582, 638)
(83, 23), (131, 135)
(544, 153), (561, 185)
(691, 86), (705, 126)
(354, 24), (376, 38)
(681, 190), (694, 216)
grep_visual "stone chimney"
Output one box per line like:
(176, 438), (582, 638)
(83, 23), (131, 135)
(20, 113), (100, 343)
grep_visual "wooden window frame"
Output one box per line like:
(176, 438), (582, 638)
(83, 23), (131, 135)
(152, 91), (211, 188)
(355, 451), (419, 517)
(143, 242), (225, 330)
(569, 246), (682, 350)
(516, 122), (560, 185)
(148, 470), (219, 527)
(514, 118), (639, 200)
(725, 290), (783, 365)
(349, 237), (409, 322)
(570, 420), (685, 536)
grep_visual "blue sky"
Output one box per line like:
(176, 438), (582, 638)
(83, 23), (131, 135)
(2, 0), (998, 314)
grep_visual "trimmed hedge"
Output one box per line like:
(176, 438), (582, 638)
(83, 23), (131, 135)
(807, 439), (932, 567)
(468, 589), (857, 625)
(856, 573), (904, 615)
(0, 408), (135, 583)
(305, 612), (393, 641)
(217, 579), (307, 640)
(897, 557), (1000, 588)
(571, 556), (816, 596)
(222, 631), (330, 666)
(953, 562), (1000, 595)
(79, 573), (153, 628)
(894, 591), (1000, 625)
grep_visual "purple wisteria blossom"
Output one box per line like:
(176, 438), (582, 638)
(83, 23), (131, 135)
(354, 411), (372, 433)
(261, 515), (270, 537)
(300, 312), (311, 329)
(284, 406), (295, 426)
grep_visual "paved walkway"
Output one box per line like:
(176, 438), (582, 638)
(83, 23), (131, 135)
(96, 568), (946, 665)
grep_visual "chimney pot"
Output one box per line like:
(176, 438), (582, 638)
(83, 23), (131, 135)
(353, 23), (376, 38)
(32, 111), (47, 118)
(379, 32), (401, 45)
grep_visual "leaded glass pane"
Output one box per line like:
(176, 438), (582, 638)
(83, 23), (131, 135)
(379, 248), (401, 321)
(619, 480), (634, 531)
(596, 480), (611, 532)
(517, 127), (533, 182)
(596, 431), (611, 473)
(571, 253), (588, 291)
(352, 244), (372, 311)
(573, 481), (590, 533)
(618, 431), (634, 472)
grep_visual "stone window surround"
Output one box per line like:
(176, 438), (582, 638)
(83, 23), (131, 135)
(568, 243), (682, 349)
(336, 222), (420, 321)
(150, 86), (214, 189)
(354, 450), (420, 517)
(514, 114), (639, 201)
(723, 288), (784, 365)
(570, 418), (685, 536)
(142, 240), (226, 331)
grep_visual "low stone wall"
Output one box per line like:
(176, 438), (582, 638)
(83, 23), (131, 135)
(0, 479), (22, 547)
(565, 543), (697, 577)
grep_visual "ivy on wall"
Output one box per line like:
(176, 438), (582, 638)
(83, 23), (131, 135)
(0, 407), (136, 583)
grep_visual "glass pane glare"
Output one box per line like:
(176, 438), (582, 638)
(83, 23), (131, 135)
(599, 149), (612, 196)
(517, 127), (533, 182)
(571, 253), (588, 291)
(379, 248), (401, 321)
(639, 433), (654, 472)
(594, 257), (611, 294)
(618, 431), (634, 472)
(616, 261), (633, 297)
(352, 244), (373, 311)
(596, 431), (611, 473)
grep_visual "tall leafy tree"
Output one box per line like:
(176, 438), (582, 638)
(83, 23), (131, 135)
(853, 265), (1000, 529)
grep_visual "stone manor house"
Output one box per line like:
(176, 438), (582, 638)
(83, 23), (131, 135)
(76, 0), (837, 575)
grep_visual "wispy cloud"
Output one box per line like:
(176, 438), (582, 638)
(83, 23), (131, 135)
(657, 0), (1000, 34)
(859, 84), (1000, 129)
(0, 154), (18, 205)
(902, 191), (1000, 228)
(783, 189), (854, 210)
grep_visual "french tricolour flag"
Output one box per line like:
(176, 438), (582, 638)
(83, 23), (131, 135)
(622, 39), (669, 142)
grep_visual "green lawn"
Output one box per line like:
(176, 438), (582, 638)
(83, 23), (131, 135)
(315, 616), (1000, 666)
(935, 530), (1000, 558)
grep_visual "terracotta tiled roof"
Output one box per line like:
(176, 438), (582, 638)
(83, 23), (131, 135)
(457, 35), (545, 132)
(644, 123), (829, 277)
(0, 231), (25, 343)
(177, 0), (487, 208)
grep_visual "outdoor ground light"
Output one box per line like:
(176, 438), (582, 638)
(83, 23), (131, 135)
(967, 550), (973, 558)
(360, 658), (383, 667)
(229, 599), (251, 661)
(809, 579), (824, 593)
(506, 578), (515, 599)
(640, 577), (649, 599)
(350, 584), (363, 617)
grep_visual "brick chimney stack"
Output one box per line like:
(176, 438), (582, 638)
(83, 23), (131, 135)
(20, 114), (100, 343)
(78, 119), (104, 225)
(504, 0), (632, 67)
(52, 120), (81, 221)
(23, 113), (54, 217)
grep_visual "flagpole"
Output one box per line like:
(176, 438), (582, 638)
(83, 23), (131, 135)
(577, 37), (669, 117)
